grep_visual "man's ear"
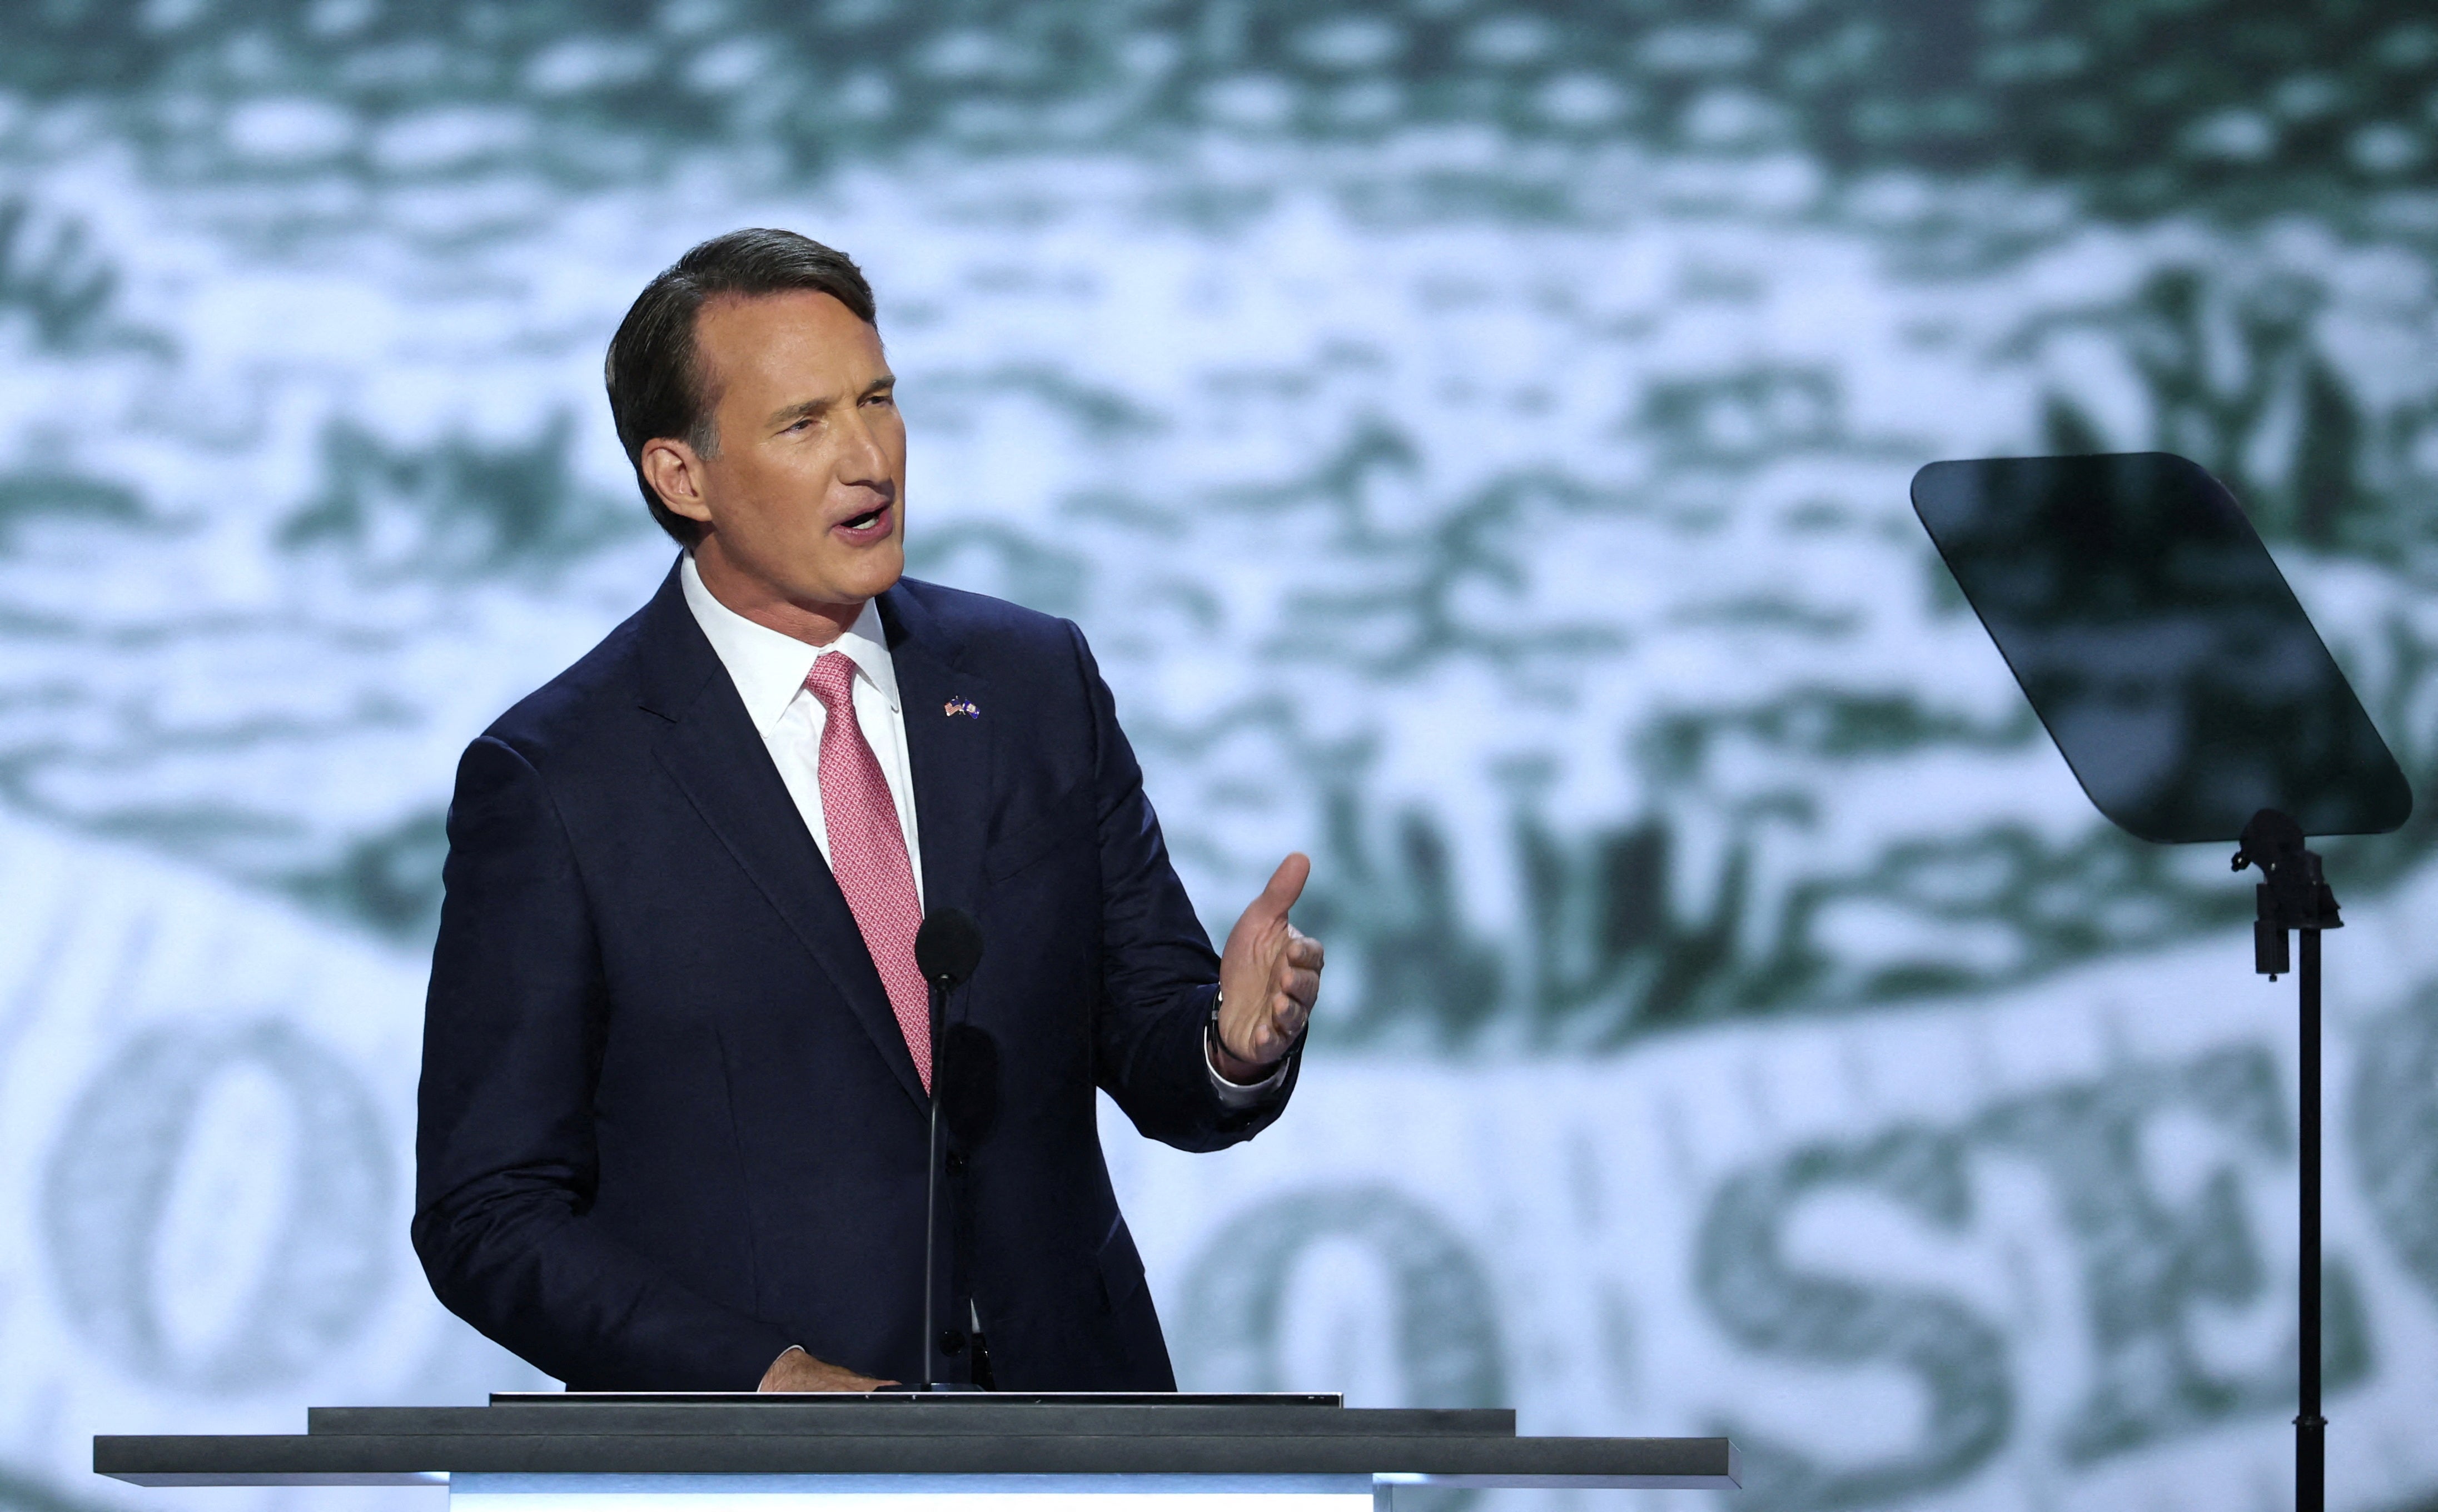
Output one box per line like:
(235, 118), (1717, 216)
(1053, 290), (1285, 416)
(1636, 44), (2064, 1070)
(641, 437), (714, 528)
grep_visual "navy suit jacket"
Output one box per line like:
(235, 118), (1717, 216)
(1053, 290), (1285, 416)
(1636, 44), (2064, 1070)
(413, 563), (1296, 1390)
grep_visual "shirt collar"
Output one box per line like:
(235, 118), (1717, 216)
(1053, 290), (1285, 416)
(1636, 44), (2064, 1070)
(679, 551), (902, 734)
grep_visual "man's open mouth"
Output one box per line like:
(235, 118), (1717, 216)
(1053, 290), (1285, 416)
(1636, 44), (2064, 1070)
(837, 504), (889, 534)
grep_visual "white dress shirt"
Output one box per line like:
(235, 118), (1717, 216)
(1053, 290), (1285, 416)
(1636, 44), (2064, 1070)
(678, 555), (1286, 1104)
(681, 553), (922, 904)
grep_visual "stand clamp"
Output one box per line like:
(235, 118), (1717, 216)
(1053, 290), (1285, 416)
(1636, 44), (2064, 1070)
(2232, 808), (2341, 978)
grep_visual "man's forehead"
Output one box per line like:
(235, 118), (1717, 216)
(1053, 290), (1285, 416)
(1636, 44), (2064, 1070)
(697, 289), (884, 378)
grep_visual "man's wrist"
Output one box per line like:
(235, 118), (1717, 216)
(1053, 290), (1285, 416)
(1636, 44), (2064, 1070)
(1207, 990), (1286, 1085)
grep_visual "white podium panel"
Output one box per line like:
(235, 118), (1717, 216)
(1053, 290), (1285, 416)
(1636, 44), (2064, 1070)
(451, 1472), (1375, 1512)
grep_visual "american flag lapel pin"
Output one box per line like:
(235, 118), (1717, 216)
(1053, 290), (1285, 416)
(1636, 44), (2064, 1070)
(944, 697), (980, 719)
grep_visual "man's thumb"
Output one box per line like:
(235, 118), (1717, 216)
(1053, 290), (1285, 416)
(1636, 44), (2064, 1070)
(1256, 852), (1312, 918)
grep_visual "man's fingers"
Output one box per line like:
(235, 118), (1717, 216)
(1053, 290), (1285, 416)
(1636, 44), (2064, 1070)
(1283, 931), (1325, 971)
(1268, 993), (1310, 1036)
(1280, 968), (1321, 1009)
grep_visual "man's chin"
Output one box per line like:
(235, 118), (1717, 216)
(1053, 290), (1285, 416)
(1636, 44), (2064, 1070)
(806, 546), (904, 608)
(844, 545), (905, 600)
(698, 535), (903, 612)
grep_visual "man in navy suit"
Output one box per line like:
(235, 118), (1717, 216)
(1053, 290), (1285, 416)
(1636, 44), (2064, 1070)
(413, 230), (1324, 1392)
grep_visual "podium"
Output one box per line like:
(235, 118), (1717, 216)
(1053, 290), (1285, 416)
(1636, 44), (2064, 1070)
(95, 1392), (1739, 1508)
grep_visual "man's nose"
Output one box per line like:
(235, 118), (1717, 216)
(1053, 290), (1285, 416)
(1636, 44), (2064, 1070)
(837, 407), (894, 491)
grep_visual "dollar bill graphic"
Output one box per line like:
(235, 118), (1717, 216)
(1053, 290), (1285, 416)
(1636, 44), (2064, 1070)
(3, 8), (2438, 1512)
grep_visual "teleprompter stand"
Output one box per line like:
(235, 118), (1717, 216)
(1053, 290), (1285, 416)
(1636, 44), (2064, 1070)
(1914, 451), (2413, 1512)
(2235, 809), (2345, 1509)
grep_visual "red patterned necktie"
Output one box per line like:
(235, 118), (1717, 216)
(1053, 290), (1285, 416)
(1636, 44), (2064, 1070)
(805, 651), (932, 1091)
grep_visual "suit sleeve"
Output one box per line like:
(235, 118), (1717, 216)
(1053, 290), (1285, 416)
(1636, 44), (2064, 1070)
(1067, 624), (1301, 1152)
(412, 735), (797, 1389)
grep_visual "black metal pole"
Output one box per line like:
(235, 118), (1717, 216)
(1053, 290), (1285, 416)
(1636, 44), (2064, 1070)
(2297, 926), (2325, 1512)
(2236, 811), (2337, 1512)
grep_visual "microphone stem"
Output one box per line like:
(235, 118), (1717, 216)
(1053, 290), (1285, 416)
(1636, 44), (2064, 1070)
(920, 977), (945, 1391)
(921, 1086), (939, 1389)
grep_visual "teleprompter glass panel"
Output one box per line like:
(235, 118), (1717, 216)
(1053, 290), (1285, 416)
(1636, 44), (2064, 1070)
(1910, 451), (2411, 843)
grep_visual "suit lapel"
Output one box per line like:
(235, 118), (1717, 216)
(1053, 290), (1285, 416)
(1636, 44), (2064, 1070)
(880, 584), (992, 933)
(635, 563), (931, 1115)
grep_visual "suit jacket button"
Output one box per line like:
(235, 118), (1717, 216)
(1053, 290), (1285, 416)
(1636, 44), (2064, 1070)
(939, 1329), (967, 1356)
(945, 1151), (966, 1175)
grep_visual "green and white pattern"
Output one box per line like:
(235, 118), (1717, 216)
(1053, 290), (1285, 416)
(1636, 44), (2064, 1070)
(2, 5), (2438, 1511)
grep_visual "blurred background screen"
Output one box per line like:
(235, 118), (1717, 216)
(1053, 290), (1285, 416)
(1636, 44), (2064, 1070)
(4, 4), (2438, 1512)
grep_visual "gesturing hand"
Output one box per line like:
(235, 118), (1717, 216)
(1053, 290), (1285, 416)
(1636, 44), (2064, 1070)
(1214, 853), (1325, 1081)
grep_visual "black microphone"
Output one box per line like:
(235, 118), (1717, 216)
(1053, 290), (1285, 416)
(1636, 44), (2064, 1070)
(913, 908), (983, 1391)
(914, 908), (984, 992)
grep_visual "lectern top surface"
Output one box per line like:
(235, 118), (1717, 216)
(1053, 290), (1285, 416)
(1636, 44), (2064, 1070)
(97, 1397), (1737, 1490)
(492, 1392), (1343, 1407)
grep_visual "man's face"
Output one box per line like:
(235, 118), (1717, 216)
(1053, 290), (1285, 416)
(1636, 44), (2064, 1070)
(655, 289), (905, 611)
